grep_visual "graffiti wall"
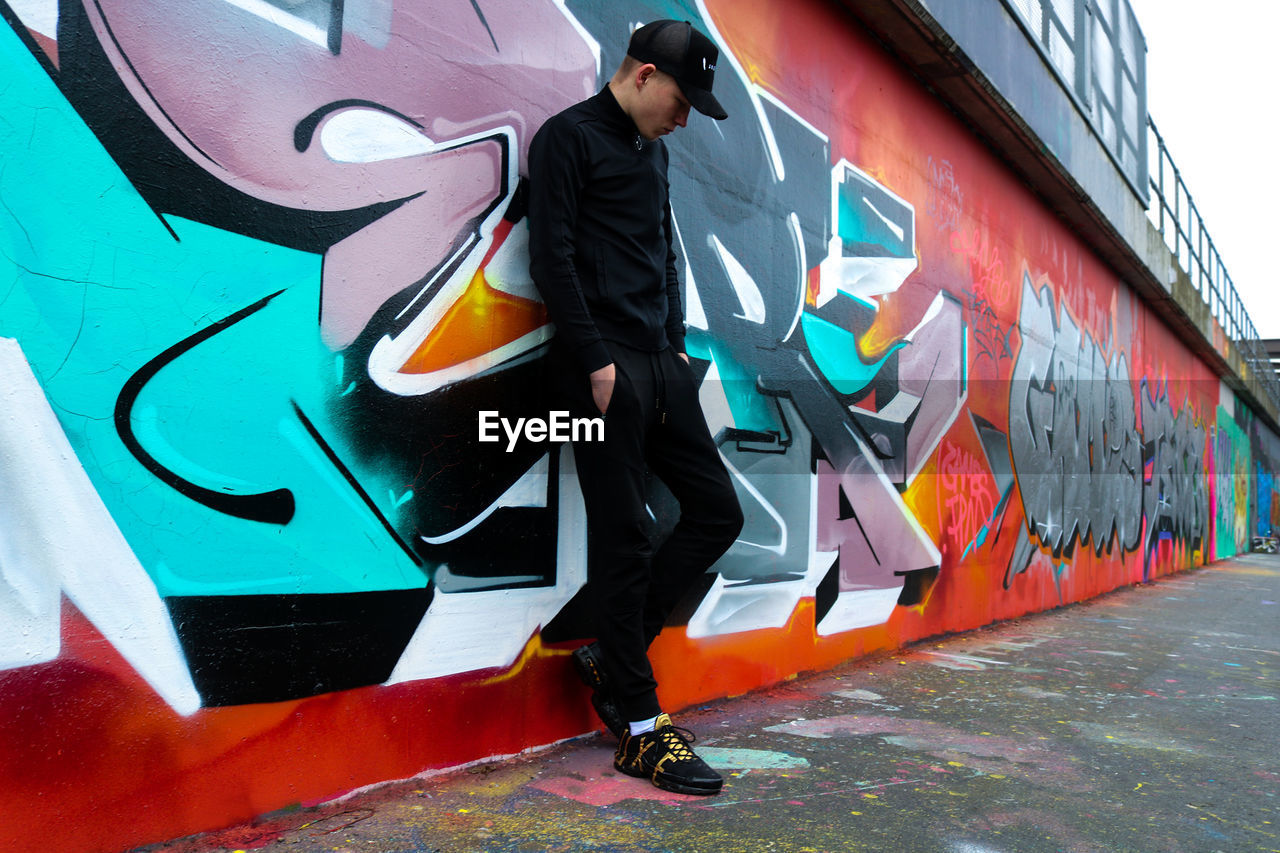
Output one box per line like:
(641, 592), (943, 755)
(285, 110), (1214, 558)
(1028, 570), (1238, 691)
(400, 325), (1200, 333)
(1213, 395), (1251, 559)
(1, 0), (1275, 849)
(1246, 402), (1280, 540)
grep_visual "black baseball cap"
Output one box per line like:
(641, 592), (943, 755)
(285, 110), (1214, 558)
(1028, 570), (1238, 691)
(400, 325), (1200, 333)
(626, 20), (728, 120)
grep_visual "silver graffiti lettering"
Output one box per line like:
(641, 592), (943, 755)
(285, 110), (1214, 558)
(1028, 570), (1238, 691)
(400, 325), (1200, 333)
(1006, 274), (1142, 585)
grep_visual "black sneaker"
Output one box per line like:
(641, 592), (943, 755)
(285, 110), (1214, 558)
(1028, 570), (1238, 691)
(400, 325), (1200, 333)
(571, 643), (627, 739)
(613, 714), (723, 796)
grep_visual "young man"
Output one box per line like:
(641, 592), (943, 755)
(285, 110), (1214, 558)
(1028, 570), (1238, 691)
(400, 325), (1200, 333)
(527, 20), (744, 796)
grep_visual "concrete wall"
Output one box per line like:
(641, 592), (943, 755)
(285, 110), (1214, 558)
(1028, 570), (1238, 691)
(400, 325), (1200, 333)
(919, 0), (1147, 222)
(1, 1), (1274, 850)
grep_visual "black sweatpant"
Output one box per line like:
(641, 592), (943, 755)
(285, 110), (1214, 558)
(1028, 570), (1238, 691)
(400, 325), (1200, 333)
(547, 340), (744, 722)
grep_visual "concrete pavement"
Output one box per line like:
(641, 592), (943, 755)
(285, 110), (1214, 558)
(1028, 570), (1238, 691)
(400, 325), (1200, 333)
(145, 555), (1280, 853)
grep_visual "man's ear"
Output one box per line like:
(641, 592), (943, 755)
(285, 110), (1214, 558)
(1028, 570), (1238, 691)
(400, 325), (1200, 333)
(635, 63), (657, 88)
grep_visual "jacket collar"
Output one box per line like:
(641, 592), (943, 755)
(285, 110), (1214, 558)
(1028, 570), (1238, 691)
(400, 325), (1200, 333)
(590, 85), (644, 144)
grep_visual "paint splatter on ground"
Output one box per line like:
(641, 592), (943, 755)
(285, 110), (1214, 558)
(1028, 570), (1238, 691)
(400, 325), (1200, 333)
(146, 557), (1279, 853)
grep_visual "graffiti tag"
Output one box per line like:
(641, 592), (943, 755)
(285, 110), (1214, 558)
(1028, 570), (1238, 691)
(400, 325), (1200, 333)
(970, 292), (1013, 368)
(950, 225), (1010, 306)
(1005, 273), (1141, 584)
(927, 155), (963, 234)
(938, 440), (997, 552)
(1141, 383), (1208, 569)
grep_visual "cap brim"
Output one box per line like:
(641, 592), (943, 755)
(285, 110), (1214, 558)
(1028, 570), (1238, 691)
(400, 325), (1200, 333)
(683, 85), (728, 120)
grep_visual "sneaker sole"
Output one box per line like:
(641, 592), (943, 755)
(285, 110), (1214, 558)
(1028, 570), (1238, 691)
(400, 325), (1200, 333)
(574, 647), (626, 738)
(652, 771), (723, 796)
(571, 645), (607, 690)
(591, 693), (627, 740)
(614, 761), (723, 796)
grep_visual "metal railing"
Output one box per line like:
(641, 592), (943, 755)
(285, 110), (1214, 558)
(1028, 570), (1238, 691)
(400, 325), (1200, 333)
(1147, 118), (1280, 413)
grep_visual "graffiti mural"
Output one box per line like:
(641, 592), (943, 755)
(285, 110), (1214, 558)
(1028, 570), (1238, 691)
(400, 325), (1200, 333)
(1005, 272), (1144, 587)
(1, 0), (1276, 850)
(1255, 426), (1280, 540)
(1213, 400), (1251, 559)
(0, 0), (963, 708)
(1003, 272), (1216, 587)
(1139, 380), (1211, 574)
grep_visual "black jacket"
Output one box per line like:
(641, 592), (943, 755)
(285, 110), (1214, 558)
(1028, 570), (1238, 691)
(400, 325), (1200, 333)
(527, 86), (686, 374)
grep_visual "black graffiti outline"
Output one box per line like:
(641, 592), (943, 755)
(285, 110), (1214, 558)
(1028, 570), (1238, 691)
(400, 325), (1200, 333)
(290, 401), (424, 567)
(970, 292), (1013, 366)
(114, 289), (296, 524)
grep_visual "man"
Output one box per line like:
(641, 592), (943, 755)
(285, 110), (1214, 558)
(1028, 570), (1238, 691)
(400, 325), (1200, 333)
(527, 19), (744, 796)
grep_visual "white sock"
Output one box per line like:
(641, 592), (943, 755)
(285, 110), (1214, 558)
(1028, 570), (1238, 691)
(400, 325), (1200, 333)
(628, 715), (660, 736)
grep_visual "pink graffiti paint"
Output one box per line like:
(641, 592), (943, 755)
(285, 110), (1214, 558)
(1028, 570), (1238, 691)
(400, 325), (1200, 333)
(78, 0), (595, 352)
(526, 748), (707, 806)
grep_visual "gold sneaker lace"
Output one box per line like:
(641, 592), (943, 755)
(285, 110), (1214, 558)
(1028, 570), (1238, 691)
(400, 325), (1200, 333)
(652, 723), (699, 773)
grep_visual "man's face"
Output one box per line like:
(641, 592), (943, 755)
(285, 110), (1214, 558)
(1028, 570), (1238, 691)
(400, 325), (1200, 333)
(633, 68), (692, 140)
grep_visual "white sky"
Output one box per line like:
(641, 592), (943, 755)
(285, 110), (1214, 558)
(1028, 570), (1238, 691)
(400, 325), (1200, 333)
(1126, 0), (1280, 339)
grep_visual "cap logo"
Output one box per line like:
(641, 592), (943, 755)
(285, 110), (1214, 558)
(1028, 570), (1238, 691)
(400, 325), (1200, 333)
(702, 57), (716, 71)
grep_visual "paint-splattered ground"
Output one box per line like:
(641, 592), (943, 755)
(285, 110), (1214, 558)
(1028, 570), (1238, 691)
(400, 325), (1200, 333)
(146, 556), (1280, 853)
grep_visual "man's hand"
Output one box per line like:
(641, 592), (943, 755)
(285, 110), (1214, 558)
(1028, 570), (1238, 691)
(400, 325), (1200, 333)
(678, 352), (689, 364)
(590, 363), (616, 414)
